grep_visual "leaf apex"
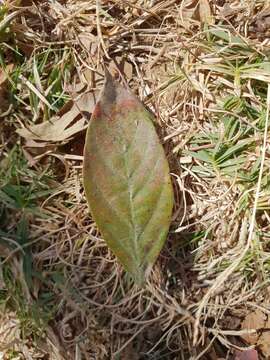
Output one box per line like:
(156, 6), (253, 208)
(104, 67), (114, 84)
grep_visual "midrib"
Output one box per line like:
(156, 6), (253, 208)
(123, 147), (140, 265)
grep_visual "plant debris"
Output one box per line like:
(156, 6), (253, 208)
(17, 91), (97, 142)
(1, 0), (270, 358)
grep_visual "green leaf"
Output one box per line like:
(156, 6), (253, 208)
(215, 138), (252, 164)
(188, 150), (212, 163)
(16, 216), (33, 289)
(209, 28), (247, 46)
(218, 156), (246, 168)
(83, 72), (174, 285)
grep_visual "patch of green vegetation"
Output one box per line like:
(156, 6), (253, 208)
(178, 230), (208, 250)
(186, 115), (255, 180)
(2, 262), (57, 341)
(5, 349), (22, 359)
(0, 145), (54, 215)
(25, 48), (72, 118)
(0, 10), (76, 348)
(0, 33), (73, 121)
(181, 39), (269, 189)
(0, 145), (60, 341)
(4, 48), (72, 117)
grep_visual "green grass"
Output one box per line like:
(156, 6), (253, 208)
(0, 50), (67, 344)
(0, 145), (59, 345)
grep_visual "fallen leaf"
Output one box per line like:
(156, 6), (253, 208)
(258, 331), (270, 359)
(240, 310), (270, 358)
(258, 332), (270, 357)
(78, 32), (98, 53)
(16, 91), (97, 142)
(11, 23), (34, 56)
(199, 0), (214, 25)
(249, 7), (270, 40)
(257, 316), (270, 357)
(179, 0), (198, 29)
(219, 3), (239, 18)
(0, 64), (14, 83)
(241, 309), (265, 344)
(0, 311), (21, 358)
(108, 57), (133, 80)
(83, 71), (174, 285)
(0, 64), (14, 115)
(121, 342), (139, 360)
(179, 0), (214, 28)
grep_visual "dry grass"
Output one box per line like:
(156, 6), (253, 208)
(1, 0), (270, 359)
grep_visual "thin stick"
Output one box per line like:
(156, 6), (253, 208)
(96, 0), (110, 60)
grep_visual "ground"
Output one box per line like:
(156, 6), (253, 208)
(1, 0), (270, 359)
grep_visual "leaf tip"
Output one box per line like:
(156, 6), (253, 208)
(104, 67), (114, 83)
(92, 102), (102, 118)
(101, 68), (118, 106)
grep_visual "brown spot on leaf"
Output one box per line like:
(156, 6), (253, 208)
(119, 99), (138, 110)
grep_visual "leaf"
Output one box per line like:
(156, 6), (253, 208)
(188, 150), (212, 163)
(0, 63), (13, 114)
(178, 0), (197, 29)
(209, 28), (247, 46)
(199, 0), (213, 25)
(16, 91), (97, 142)
(241, 309), (265, 344)
(216, 139), (252, 164)
(218, 156), (246, 168)
(83, 72), (173, 285)
(17, 216), (33, 289)
(258, 330), (270, 358)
